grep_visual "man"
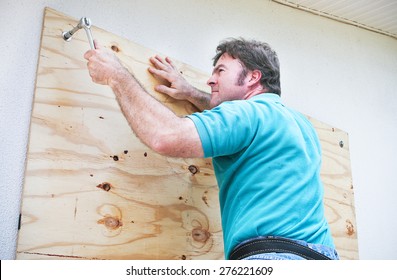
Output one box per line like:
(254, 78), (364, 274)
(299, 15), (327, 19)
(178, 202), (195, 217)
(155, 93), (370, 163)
(84, 38), (339, 260)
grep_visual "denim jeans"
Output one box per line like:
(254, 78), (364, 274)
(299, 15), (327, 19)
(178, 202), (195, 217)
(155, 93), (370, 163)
(239, 236), (340, 260)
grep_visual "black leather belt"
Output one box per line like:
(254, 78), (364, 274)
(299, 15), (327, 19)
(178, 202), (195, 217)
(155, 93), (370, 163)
(229, 237), (331, 260)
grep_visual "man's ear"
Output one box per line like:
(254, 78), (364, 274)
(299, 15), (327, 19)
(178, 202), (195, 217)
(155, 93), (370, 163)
(248, 69), (262, 86)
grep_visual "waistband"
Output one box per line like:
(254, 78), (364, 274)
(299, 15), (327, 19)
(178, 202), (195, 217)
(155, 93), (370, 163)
(229, 236), (337, 260)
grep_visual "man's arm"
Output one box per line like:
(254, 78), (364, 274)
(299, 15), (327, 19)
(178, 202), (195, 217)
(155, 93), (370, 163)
(84, 43), (203, 158)
(148, 56), (212, 111)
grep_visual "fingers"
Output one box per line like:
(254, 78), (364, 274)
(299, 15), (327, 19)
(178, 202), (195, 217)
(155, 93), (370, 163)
(165, 57), (176, 68)
(148, 55), (181, 83)
(84, 49), (94, 60)
(150, 55), (176, 71)
(84, 41), (101, 60)
(149, 55), (166, 70)
(83, 40), (119, 85)
(155, 84), (177, 96)
(148, 65), (169, 81)
(148, 56), (171, 81)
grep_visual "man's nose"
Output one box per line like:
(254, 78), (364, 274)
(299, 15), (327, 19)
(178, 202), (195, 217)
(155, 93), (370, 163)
(207, 75), (216, 87)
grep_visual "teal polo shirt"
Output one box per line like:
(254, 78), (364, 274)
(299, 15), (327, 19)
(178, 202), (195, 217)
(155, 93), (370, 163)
(187, 93), (334, 259)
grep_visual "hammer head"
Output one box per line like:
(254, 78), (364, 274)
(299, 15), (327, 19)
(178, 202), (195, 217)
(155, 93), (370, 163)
(62, 17), (92, 41)
(78, 17), (91, 29)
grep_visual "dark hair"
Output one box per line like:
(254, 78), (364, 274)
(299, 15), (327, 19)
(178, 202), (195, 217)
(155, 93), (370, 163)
(213, 38), (281, 95)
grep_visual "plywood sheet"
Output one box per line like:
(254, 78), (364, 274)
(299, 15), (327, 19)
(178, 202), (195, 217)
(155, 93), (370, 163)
(308, 117), (358, 259)
(17, 8), (358, 259)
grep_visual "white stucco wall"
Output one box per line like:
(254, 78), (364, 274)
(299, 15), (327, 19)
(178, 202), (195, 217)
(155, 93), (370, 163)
(1, 0), (396, 259)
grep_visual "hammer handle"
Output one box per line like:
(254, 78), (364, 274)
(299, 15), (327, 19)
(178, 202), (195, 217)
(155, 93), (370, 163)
(84, 28), (95, 49)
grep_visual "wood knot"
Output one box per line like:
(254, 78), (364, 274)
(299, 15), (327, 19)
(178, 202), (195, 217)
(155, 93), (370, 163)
(188, 165), (199, 175)
(96, 182), (112, 192)
(192, 228), (210, 243)
(98, 216), (122, 230)
(202, 190), (209, 206)
(111, 45), (120, 52)
(346, 219), (355, 236)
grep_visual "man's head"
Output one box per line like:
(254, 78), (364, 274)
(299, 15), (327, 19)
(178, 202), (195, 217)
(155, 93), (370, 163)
(213, 38), (281, 96)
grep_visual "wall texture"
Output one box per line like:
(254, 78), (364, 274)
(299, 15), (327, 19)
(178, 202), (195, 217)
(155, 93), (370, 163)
(1, 0), (396, 259)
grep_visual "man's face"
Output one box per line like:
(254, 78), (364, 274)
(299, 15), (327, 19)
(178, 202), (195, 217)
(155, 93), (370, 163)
(207, 53), (249, 108)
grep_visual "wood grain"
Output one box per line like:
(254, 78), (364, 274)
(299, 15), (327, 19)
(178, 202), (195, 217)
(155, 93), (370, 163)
(17, 8), (358, 259)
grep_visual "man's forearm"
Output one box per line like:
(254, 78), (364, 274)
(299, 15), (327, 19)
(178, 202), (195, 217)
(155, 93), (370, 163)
(107, 67), (204, 158)
(109, 68), (179, 151)
(186, 88), (212, 111)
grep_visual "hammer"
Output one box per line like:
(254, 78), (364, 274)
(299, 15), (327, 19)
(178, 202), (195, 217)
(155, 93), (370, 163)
(62, 17), (95, 49)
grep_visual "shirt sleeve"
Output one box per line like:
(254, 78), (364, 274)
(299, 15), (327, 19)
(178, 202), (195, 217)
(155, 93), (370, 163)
(186, 101), (256, 158)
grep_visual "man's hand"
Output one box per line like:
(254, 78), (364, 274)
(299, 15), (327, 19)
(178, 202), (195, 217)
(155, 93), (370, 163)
(84, 40), (127, 86)
(148, 55), (212, 111)
(148, 55), (196, 100)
